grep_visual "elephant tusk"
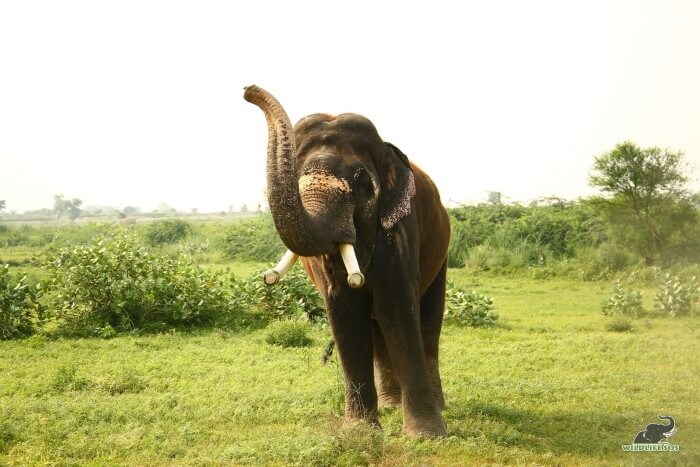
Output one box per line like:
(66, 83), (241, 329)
(263, 250), (299, 285)
(339, 243), (365, 288)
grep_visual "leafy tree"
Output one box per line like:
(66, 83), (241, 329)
(53, 194), (83, 221)
(589, 141), (696, 264)
(0, 200), (5, 213)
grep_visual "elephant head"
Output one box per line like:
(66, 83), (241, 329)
(633, 415), (676, 443)
(243, 85), (415, 275)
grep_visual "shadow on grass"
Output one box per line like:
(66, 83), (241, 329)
(446, 400), (639, 457)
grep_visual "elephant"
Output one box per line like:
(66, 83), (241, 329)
(633, 415), (676, 443)
(243, 85), (450, 437)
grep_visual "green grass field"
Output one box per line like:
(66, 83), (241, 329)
(2, 265), (698, 465)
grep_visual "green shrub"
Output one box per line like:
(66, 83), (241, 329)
(231, 267), (325, 322)
(600, 280), (643, 317)
(222, 214), (285, 262)
(447, 202), (604, 271)
(577, 243), (639, 280)
(0, 264), (43, 339)
(265, 320), (313, 347)
(144, 219), (192, 246)
(444, 281), (498, 327)
(465, 242), (547, 274)
(605, 316), (633, 332)
(655, 273), (698, 317)
(447, 219), (471, 268)
(43, 234), (230, 335)
(0, 228), (30, 247)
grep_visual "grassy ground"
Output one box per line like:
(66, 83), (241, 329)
(2, 266), (698, 465)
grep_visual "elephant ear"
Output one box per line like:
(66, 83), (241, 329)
(377, 142), (416, 230)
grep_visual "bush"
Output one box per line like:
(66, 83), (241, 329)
(577, 243), (639, 280)
(465, 242), (548, 274)
(605, 316), (633, 332)
(144, 219), (192, 246)
(447, 202), (604, 270)
(447, 219), (471, 268)
(444, 281), (498, 327)
(231, 267), (325, 322)
(222, 214), (285, 262)
(600, 280), (643, 318)
(0, 228), (30, 248)
(0, 264), (43, 339)
(655, 273), (698, 317)
(265, 320), (313, 347)
(43, 234), (230, 335)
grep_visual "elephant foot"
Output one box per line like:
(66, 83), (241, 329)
(401, 411), (447, 438)
(344, 400), (380, 427)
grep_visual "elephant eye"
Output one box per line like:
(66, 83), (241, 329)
(353, 170), (377, 197)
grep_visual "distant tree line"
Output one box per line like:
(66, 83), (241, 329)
(448, 142), (698, 272)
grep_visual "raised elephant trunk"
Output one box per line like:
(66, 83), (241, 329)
(243, 85), (334, 257)
(244, 85), (365, 287)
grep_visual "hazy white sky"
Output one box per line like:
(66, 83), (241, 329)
(1, 0), (699, 213)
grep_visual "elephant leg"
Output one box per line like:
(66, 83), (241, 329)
(374, 286), (446, 437)
(326, 290), (379, 425)
(420, 260), (447, 411)
(371, 321), (401, 408)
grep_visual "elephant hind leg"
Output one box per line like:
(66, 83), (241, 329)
(372, 321), (401, 408)
(420, 260), (447, 411)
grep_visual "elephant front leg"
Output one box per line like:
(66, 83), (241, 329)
(327, 291), (379, 425)
(374, 291), (447, 437)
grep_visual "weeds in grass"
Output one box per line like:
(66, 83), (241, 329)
(265, 320), (313, 348)
(49, 365), (92, 392)
(98, 368), (147, 395)
(326, 421), (385, 465)
(605, 316), (633, 332)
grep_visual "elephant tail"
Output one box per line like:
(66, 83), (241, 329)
(321, 339), (335, 364)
